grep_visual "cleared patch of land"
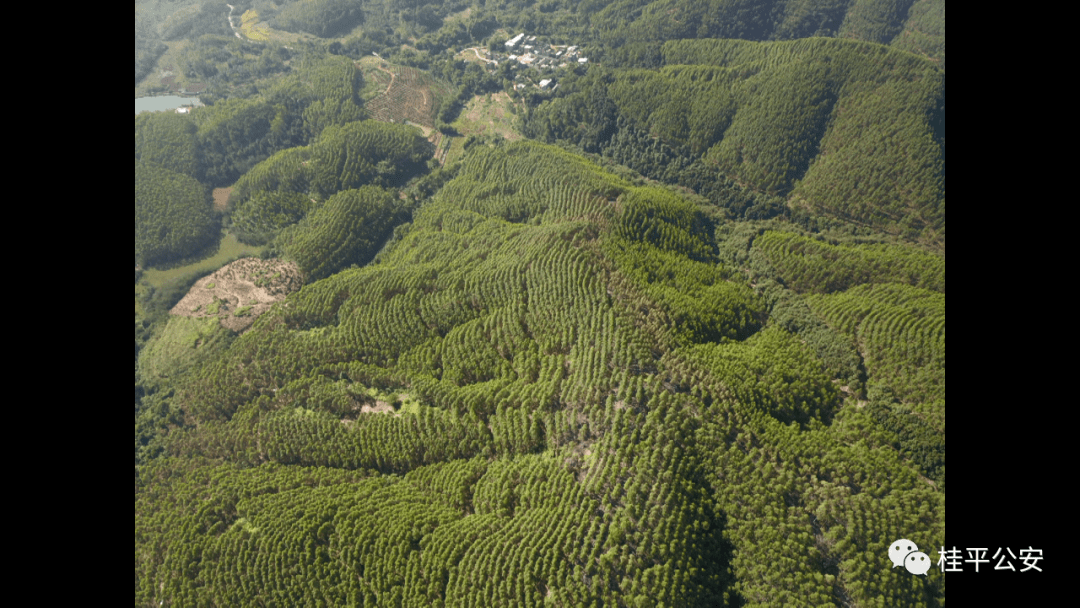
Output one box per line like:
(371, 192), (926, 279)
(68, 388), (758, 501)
(443, 92), (525, 165)
(458, 92), (522, 141)
(238, 8), (272, 41)
(142, 233), (265, 292)
(135, 40), (197, 97)
(137, 315), (233, 386)
(171, 257), (303, 332)
(444, 7), (472, 23)
(357, 57), (454, 129)
(456, 47), (498, 66)
(341, 390), (422, 425)
(212, 187), (232, 212)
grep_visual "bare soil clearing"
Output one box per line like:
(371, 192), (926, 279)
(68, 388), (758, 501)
(170, 258), (303, 332)
(362, 402), (397, 414)
(212, 187), (232, 212)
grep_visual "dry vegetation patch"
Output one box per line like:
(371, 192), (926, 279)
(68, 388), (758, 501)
(170, 257), (303, 332)
(361, 402), (397, 414)
(460, 92), (522, 141)
(442, 92), (525, 164)
(212, 187), (232, 212)
(359, 59), (453, 129)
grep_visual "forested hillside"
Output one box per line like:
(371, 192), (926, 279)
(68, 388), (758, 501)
(137, 2), (946, 605)
(526, 37), (944, 244)
(136, 0), (943, 93)
(137, 140), (945, 606)
(135, 161), (218, 267)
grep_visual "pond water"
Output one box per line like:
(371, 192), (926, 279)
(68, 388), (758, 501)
(135, 95), (204, 115)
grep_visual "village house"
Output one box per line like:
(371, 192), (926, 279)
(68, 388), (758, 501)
(505, 33), (525, 49)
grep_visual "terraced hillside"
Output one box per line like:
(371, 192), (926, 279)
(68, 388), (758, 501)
(360, 57), (455, 130)
(137, 141), (945, 607)
(136, 3), (948, 604)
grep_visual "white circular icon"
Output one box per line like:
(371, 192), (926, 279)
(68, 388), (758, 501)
(905, 551), (931, 575)
(889, 539), (918, 568)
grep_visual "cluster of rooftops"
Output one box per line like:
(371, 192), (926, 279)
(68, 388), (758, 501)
(457, 33), (592, 92)
(502, 33), (588, 70)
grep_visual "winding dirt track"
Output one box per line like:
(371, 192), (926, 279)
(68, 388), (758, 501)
(463, 47), (498, 65)
(225, 4), (243, 39)
(375, 65), (397, 95)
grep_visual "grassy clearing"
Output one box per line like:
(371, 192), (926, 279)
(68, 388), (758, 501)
(134, 281), (154, 320)
(240, 9), (272, 41)
(141, 233), (265, 292)
(454, 48), (495, 66)
(135, 39), (192, 97)
(137, 315), (233, 386)
(442, 92), (525, 165)
(443, 135), (468, 166)
(358, 58), (394, 101)
(443, 7), (472, 24)
(360, 386), (422, 415)
(212, 187), (231, 212)
(454, 92), (523, 141)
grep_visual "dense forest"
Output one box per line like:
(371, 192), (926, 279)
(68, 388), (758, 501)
(525, 37), (944, 244)
(135, 161), (218, 267)
(137, 1), (950, 606)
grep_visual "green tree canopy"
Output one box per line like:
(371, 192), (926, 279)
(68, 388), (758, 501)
(278, 186), (401, 281)
(135, 161), (218, 267)
(309, 121), (432, 196)
(134, 111), (201, 180)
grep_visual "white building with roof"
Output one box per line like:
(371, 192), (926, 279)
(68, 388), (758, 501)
(505, 33), (525, 48)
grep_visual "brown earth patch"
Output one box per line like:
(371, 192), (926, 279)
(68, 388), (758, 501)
(160, 74), (179, 92)
(212, 187), (232, 212)
(170, 257), (303, 332)
(361, 401), (397, 415)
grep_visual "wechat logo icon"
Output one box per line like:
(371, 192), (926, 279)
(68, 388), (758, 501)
(889, 539), (930, 576)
